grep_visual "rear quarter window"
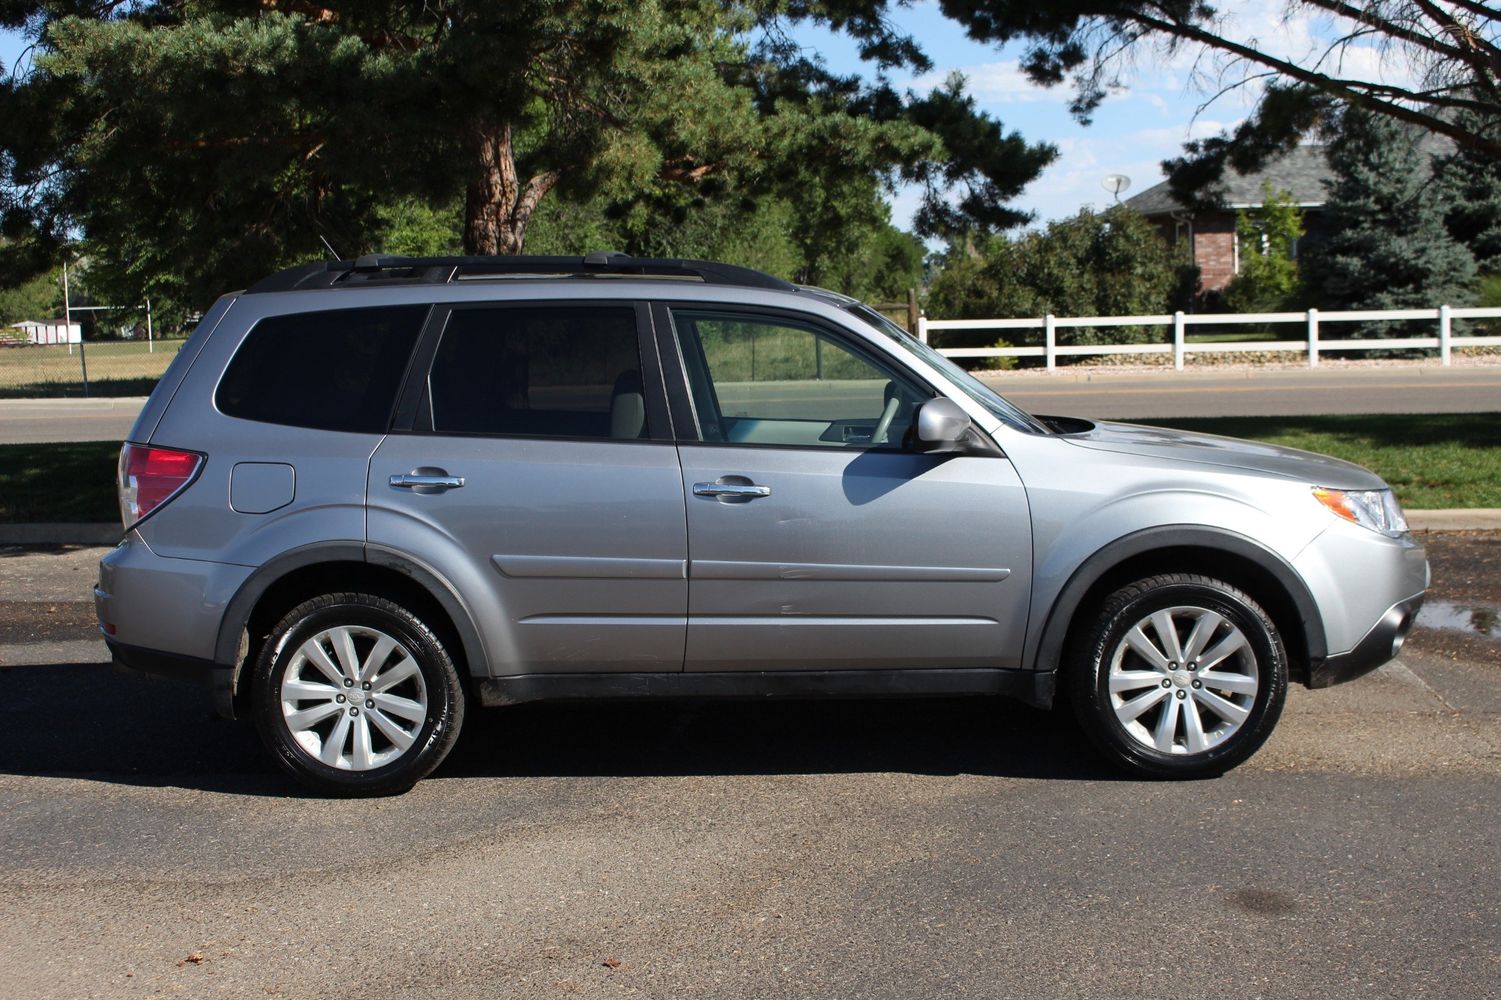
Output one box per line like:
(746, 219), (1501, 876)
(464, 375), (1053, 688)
(215, 305), (428, 432)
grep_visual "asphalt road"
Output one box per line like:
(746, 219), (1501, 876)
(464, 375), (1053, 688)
(985, 364), (1501, 420)
(0, 396), (147, 444)
(3, 364), (1500, 443)
(1, 538), (1498, 998)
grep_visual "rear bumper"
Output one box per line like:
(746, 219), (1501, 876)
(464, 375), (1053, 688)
(94, 532), (252, 663)
(104, 637), (238, 719)
(1308, 591), (1425, 689)
(95, 533), (252, 719)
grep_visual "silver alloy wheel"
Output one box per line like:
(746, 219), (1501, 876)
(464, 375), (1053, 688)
(1106, 605), (1259, 755)
(279, 624), (429, 771)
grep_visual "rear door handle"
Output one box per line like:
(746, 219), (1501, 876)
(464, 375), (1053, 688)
(693, 482), (772, 499)
(390, 471), (464, 494)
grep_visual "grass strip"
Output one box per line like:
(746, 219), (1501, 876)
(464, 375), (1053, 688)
(1132, 412), (1501, 510)
(1, 414), (1496, 523)
(0, 341), (181, 399)
(0, 441), (120, 523)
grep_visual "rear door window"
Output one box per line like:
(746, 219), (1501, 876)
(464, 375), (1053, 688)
(216, 305), (429, 432)
(425, 306), (649, 440)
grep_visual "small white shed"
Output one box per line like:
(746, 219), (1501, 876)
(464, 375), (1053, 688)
(9, 320), (82, 345)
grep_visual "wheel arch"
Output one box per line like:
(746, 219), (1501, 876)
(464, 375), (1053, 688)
(1030, 526), (1326, 693)
(214, 543), (486, 718)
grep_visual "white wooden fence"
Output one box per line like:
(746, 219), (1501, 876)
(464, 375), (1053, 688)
(916, 305), (1501, 370)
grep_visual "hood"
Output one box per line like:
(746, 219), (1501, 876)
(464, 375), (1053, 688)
(1054, 418), (1387, 490)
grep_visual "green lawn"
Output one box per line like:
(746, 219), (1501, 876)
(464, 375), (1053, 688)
(0, 340), (181, 398)
(0, 441), (121, 522)
(2, 413), (1496, 523)
(1133, 413), (1501, 510)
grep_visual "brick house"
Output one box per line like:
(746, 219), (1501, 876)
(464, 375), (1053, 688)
(1124, 145), (1332, 294)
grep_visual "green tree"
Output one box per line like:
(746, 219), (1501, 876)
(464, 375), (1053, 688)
(0, 266), (63, 328)
(1303, 109), (1477, 328)
(299, 171), (925, 301)
(1224, 184), (1304, 313)
(928, 205), (1183, 345)
(0, 2), (1054, 314)
(376, 199), (465, 259)
(1436, 113), (1501, 274)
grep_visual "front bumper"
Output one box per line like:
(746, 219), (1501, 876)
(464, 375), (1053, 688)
(1292, 519), (1428, 687)
(1308, 591), (1425, 688)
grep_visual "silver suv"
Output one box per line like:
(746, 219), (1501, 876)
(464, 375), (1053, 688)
(96, 254), (1428, 795)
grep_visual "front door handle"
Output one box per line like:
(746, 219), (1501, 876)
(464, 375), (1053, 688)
(390, 470), (465, 494)
(693, 481), (772, 500)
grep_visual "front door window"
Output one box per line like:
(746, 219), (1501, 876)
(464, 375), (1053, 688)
(672, 310), (930, 449)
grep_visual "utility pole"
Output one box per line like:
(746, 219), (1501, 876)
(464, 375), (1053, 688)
(63, 258), (89, 396)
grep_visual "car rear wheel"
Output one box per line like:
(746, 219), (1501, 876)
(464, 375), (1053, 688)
(251, 592), (464, 796)
(1068, 573), (1287, 778)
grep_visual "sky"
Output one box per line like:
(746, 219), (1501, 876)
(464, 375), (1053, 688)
(0, 2), (1413, 232)
(806, 0), (1415, 229)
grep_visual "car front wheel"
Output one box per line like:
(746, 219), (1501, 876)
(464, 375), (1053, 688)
(1068, 573), (1287, 778)
(251, 592), (464, 796)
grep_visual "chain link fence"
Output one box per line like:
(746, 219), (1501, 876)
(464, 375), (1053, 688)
(0, 337), (185, 398)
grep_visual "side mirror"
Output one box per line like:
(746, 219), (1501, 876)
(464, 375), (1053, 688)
(915, 397), (972, 452)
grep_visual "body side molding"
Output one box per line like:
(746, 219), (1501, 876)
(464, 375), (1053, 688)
(478, 667), (1054, 709)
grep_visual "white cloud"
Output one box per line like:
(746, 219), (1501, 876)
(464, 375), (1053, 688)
(1017, 117), (1248, 223)
(1128, 119), (1242, 147)
(906, 61), (1065, 103)
(1131, 1), (1425, 111)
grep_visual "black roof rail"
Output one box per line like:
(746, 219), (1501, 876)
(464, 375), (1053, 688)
(245, 253), (797, 294)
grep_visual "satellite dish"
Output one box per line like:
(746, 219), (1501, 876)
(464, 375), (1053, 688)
(1102, 174), (1131, 202)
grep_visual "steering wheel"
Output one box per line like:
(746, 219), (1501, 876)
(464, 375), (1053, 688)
(869, 393), (901, 448)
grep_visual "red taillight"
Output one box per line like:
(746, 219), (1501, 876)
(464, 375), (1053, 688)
(118, 443), (203, 529)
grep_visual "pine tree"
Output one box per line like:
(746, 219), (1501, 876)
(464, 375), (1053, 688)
(1436, 111), (1501, 274)
(0, 3), (1053, 313)
(1304, 109), (1477, 332)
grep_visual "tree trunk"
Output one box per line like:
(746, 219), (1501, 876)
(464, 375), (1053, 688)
(463, 123), (560, 255)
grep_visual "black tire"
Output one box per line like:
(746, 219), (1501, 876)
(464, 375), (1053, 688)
(1067, 573), (1287, 779)
(251, 592), (465, 796)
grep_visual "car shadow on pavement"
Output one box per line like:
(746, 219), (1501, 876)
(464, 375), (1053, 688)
(0, 664), (1120, 797)
(444, 697), (1118, 783)
(0, 663), (291, 796)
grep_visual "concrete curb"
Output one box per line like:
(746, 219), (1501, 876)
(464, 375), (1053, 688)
(3, 511), (1499, 547)
(1407, 509), (1501, 531)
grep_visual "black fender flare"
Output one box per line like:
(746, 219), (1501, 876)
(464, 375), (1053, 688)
(1029, 525), (1327, 683)
(212, 542), (488, 715)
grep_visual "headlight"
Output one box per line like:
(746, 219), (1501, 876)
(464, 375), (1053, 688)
(1311, 487), (1409, 537)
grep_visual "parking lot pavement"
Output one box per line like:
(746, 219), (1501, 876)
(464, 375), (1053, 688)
(1, 541), (1497, 998)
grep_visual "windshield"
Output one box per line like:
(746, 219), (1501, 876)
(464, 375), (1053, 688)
(844, 304), (1051, 435)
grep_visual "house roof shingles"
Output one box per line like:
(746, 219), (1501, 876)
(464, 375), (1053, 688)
(1125, 145), (1332, 216)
